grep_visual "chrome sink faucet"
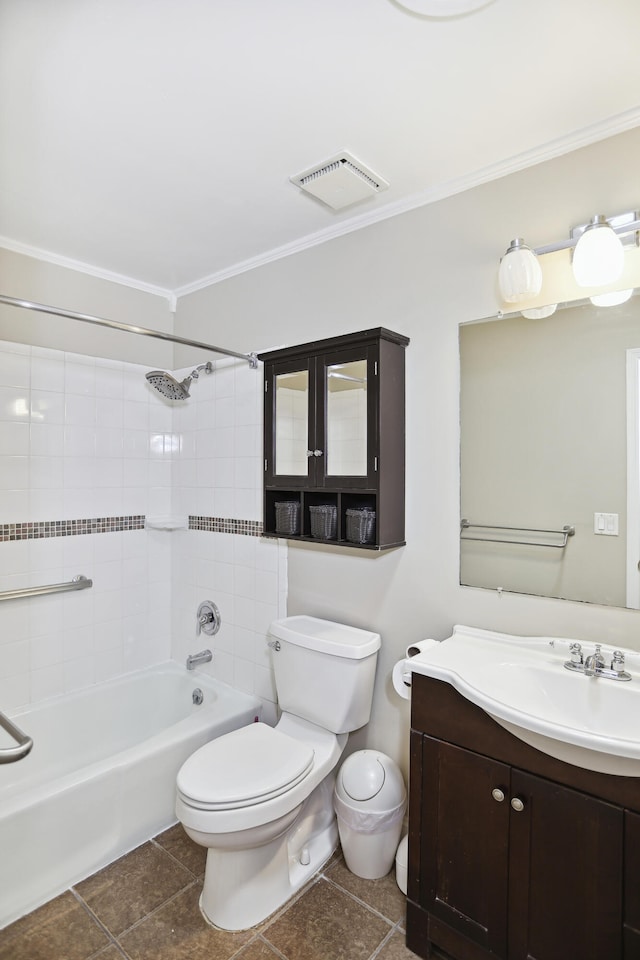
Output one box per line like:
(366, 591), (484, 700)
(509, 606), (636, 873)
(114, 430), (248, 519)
(564, 642), (631, 681)
(584, 644), (606, 677)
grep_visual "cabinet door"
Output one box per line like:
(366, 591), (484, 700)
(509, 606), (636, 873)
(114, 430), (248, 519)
(625, 811), (640, 958)
(264, 357), (314, 487)
(315, 345), (377, 488)
(421, 736), (510, 956)
(508, 769), (623, 960)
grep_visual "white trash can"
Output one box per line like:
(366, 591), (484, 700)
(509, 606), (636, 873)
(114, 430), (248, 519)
(333, 750), (406, 879)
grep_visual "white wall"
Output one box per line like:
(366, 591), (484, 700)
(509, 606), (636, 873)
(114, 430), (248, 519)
(175, 125), (640, 775)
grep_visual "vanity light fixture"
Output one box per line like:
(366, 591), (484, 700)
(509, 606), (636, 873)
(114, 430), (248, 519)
(521, 303), (557, 320)
(497, 210), (640, 305)
(572, 215), (624, 287)
(590, 288), (633, 307)
(497, 239), (543, 303)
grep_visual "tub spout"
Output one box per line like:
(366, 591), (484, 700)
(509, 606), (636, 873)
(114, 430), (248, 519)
(186, 649), (213, 671)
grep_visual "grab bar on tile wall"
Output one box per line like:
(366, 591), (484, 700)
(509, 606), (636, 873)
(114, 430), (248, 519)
(460, 520), (575, 548)
(0, 574), (93, 602)
(0, 711), (33, 763)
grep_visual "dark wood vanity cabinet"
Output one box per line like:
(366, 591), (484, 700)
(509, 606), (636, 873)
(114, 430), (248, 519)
(258, 328), (408, 550)
(407, 673), (640, 960)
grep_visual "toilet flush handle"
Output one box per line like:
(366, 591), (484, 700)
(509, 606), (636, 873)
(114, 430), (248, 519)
(268, 639), (281, 652)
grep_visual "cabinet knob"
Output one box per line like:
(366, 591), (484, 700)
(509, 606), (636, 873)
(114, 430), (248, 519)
(491, 788), (505, 803)
(510, 797), (525, 813)
(313, 449), (323, 457)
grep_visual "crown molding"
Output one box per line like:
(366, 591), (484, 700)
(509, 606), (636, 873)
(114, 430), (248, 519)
(0, 236), (173, 302)
(3, 107), (640, 305)
(175, 105), (640, 300)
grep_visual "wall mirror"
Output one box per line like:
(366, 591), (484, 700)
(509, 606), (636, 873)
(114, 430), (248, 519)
(460, 291), (640, 608)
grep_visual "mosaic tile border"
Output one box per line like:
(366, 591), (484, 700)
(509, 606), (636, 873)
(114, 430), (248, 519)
(0, 516), (145, 542)
(189, 516), (263, 537)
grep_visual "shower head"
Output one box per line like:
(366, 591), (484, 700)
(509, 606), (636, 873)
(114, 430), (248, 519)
(145, 370), (192, 400)
(145, 362), (213, 401)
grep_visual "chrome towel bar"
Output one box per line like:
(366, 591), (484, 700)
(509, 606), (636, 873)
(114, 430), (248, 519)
(0, 574), (93, 602)
(460, 520), (575, 548)
(0, 711), (33, 763)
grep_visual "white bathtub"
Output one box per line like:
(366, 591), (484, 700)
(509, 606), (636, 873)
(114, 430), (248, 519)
(0, 662), (261, 929)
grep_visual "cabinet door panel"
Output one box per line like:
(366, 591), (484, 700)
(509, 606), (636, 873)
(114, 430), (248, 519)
(508, 769), (623, 960)
(421, 736), (510, 956)
(625, 810), (640, 958)
(316, 345), (377, 488)
(264, 358), (314, 487)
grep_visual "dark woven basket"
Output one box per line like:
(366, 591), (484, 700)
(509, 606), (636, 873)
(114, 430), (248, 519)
(275, 501), (301, 535)
(309, 504), (337, 540)
(346, 507), (376, 544)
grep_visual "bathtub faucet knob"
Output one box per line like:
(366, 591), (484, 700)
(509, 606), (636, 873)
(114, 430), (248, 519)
(196, 601), (221, 637)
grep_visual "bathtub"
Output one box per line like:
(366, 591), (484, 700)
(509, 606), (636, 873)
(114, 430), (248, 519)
(0, 662), (261, 929)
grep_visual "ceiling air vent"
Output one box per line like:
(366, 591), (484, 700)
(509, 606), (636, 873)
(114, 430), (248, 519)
(290, 152), (389, 210)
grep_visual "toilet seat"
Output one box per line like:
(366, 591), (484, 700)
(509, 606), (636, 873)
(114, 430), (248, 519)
(177, 722), (315, 811)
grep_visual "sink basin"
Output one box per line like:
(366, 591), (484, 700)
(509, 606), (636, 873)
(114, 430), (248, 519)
(407, 625), (640, 776)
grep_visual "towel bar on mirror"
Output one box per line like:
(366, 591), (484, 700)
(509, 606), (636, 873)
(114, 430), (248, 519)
(460, 520), (575, 549)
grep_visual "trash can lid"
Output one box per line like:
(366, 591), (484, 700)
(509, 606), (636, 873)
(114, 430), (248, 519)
(341, 752), (386, 801)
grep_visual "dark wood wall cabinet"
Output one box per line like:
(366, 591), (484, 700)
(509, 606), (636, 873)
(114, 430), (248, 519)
(407, 672), (640, 960)
(258, 328), (409, 551)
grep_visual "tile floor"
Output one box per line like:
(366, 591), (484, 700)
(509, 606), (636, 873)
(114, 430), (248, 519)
(0, 825), (437, 960)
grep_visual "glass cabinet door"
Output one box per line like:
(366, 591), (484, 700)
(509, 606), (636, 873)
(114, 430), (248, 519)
(265, 358), (313, 487)
(274, 368), (309, 477)
(326, 359), (368, 476)
(318, 346), (376, 488)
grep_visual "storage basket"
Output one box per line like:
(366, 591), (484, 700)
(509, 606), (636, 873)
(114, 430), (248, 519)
(309, 504), (337, 540)
(275, 501), (301, 536)
(346, 507), (376, 544)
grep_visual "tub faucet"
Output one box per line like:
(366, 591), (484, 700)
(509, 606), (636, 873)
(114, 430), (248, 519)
(186, 649), (213, 671)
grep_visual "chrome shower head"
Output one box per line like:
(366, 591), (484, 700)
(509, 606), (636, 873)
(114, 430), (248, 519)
(145, 370), (192, 400)
(145, 362), (213, 401)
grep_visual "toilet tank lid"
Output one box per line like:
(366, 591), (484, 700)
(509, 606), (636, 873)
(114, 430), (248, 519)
(268, 616), (381, 659)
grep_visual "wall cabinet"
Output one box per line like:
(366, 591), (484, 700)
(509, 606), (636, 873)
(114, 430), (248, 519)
(258, 328), (409, 550)
(407, 673), (640, 960)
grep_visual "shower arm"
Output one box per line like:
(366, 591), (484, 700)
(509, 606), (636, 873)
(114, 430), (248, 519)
(0, 295), (259, 368)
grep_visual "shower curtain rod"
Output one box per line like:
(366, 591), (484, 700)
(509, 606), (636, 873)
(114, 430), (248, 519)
(0, 295), (259, 368)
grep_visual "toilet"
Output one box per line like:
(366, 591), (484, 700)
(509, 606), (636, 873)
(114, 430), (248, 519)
(175, 615), (381, 931)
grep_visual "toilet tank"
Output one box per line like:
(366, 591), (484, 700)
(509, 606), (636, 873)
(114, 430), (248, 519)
(267, 616), (381, 735)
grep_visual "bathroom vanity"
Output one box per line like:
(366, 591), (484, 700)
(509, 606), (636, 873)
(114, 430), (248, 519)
(258, 327), (408, 550)
(406, 671), (640, 960)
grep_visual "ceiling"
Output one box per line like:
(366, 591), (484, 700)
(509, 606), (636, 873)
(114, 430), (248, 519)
(2, 0), (640, 296)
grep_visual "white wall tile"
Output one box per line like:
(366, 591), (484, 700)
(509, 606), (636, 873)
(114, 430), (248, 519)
(0, 340), (281, 713)
(0, 421), (29, 455)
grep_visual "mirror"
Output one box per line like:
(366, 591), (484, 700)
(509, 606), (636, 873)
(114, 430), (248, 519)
(275, 369), (309, 476)
(460, 293), (640, 608)
(326, 359), (368, 476)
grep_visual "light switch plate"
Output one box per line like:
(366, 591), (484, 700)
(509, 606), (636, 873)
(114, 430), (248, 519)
(594, 512), (619, 536)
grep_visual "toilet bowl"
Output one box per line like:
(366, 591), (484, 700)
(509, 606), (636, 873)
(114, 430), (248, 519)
(175, 615), (381, 931)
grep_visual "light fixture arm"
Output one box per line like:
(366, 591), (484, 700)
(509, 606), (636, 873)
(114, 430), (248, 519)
(532, 213), (640, 257)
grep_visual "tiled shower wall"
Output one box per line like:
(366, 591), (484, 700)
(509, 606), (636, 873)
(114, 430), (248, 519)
(0, 342), (283, 715)
(170, 356), (285, 722)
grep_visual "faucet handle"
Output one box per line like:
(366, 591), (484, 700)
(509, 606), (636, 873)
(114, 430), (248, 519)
(612, 650), (626, 672)
(569, 642), (583, 664)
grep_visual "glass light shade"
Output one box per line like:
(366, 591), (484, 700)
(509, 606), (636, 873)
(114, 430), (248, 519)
(521, 303), (557, 320)
(497, 239), (543, 303)
(590, 288), (633, 307)
(572, 216), (624, 287)
(394, 0), (495, 14)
